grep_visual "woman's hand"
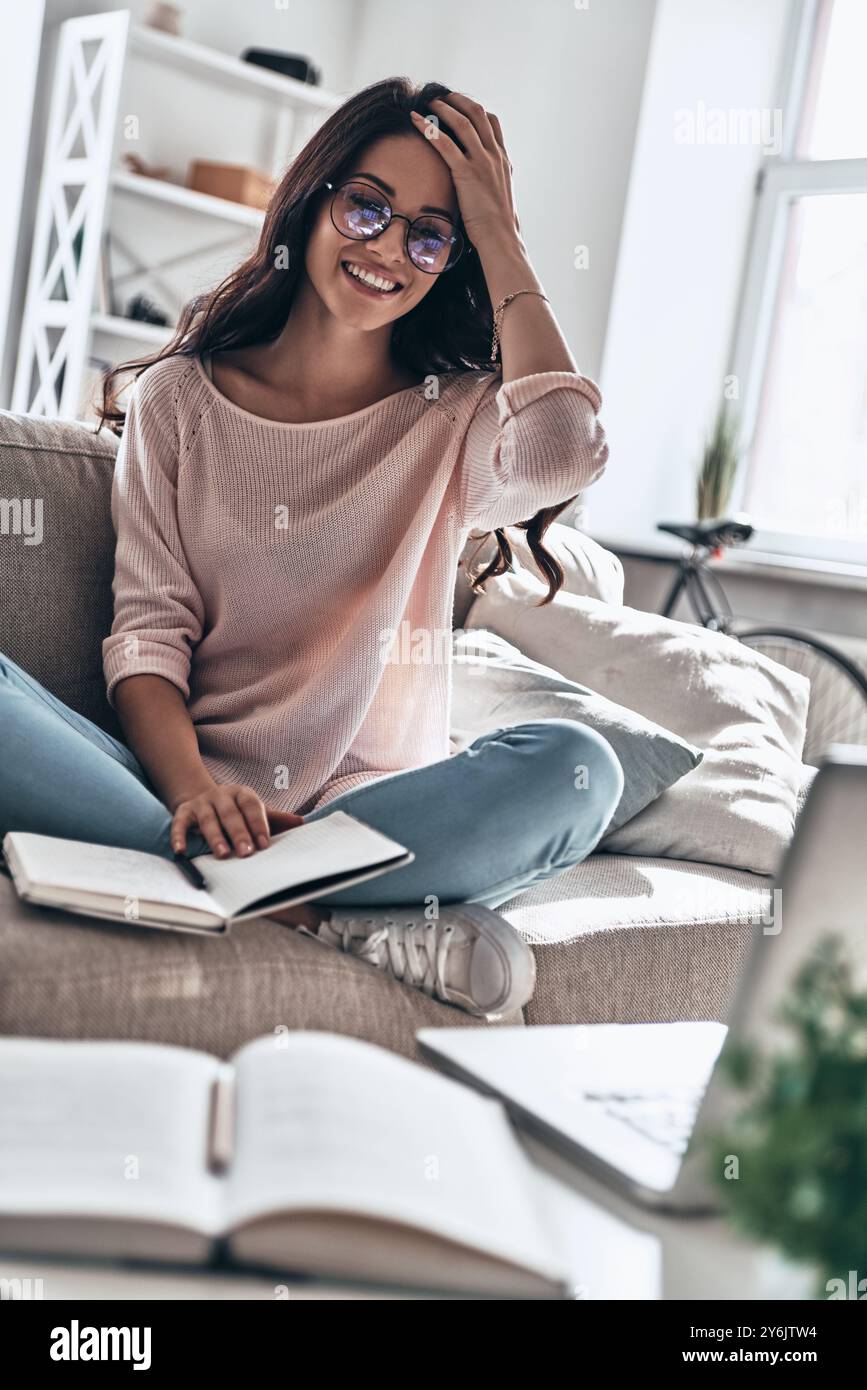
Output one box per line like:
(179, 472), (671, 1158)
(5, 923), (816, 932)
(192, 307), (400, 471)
(410, 93), (522, 251)
(171, 784), (304, 858)
(414, 91), (577, 380)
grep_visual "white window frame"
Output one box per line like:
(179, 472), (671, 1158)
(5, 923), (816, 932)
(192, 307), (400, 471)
(728, 0), (867, 568)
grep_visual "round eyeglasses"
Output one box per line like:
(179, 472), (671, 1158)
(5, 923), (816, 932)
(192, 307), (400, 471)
(324, 180), (464, 274)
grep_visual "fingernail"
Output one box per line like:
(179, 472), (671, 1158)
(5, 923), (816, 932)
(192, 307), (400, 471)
(257, 834), (269, 850)
(216, 843), (228, 858)
(240, 842), (252, 855)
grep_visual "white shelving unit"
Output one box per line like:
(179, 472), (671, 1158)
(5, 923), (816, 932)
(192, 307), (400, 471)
(110, 169), (266, 229)
(13, 10), (341, 419)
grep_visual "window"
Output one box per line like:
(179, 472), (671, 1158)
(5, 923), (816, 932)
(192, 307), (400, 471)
(732, 0), (867, 564)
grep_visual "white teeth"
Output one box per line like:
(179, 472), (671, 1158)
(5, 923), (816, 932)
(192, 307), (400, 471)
(344, 261), (398, 292)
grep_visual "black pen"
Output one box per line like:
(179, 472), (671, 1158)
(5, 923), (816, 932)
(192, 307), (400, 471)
(173, 851), (209, 891)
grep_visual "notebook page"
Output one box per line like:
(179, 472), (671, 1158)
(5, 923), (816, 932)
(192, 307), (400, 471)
(224, 1033), (565, 1282)
(6, 834), (224, 918)
(0, 1040), (224, 1236)
(194, 811), (408, 919)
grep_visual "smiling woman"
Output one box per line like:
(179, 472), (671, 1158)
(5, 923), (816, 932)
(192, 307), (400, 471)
(1, 77), (616, 1019)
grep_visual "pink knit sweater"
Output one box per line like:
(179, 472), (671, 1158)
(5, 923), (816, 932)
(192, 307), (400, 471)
(102, 353), (608, 815)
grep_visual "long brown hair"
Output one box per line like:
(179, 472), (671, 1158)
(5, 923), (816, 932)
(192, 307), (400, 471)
(99, 76), (575, 602)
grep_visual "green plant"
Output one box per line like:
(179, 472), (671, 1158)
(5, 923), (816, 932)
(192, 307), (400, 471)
(710, 936), (867, 1296)
(696, 405), (741, 521)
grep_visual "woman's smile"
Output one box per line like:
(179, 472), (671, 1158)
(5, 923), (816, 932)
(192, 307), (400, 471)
(340, 257), (405, 298)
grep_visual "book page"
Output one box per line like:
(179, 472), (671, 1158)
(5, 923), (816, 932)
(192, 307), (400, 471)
(193, 812), (409, 919)
(6, 834), (224, 920)
(224, 1033), (564, 1283)
(0, 1040), (224, 1237)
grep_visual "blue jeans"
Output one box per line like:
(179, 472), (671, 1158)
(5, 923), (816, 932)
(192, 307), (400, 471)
(0, 652), (623, 911)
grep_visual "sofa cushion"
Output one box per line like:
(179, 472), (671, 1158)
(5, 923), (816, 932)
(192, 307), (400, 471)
(0, 411), (120, 738)
(499, 851), (773, 1026)
(467, 568), (810, 876)
(451, 627), (702, 831)
(453, 522), (624, 628)
(0, 875), (523, 1062)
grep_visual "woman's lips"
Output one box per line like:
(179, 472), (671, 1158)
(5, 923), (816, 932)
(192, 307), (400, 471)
(340, 260), (402, 299)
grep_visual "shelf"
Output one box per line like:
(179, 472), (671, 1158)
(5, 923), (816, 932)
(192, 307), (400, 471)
(111, 170), (265, 228)
(15, 10), (333, 417)
(90, 313), (174, 346)
(130, 24), (343, 111)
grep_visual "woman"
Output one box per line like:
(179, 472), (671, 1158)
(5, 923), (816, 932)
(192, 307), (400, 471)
(0, 80), (623, 1019)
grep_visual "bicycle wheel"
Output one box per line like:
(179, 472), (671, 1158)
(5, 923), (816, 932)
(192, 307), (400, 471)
(738, 628), (867, 764)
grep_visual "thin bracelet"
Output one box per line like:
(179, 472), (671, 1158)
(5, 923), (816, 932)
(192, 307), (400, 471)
(490, 289), (550, 362)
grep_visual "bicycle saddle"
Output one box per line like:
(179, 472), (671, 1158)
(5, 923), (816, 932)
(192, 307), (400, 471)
(657, 516), (754, 548)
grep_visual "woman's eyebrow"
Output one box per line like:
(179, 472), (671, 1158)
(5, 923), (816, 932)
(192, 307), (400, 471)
(350, 171), (455, 220)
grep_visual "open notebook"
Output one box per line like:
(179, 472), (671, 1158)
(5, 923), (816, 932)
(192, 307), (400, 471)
(1, 812), (412, 934)
(0, 1033), (571, 1298)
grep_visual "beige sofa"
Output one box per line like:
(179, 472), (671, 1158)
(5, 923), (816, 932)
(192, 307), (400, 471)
(0, 409), (780, 1062)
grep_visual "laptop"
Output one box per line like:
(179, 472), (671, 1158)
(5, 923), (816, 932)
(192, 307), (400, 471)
(418, 746), (867, 1212)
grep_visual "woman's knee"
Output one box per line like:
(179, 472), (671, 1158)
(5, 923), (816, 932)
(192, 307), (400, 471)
(514, 719), (624, 827)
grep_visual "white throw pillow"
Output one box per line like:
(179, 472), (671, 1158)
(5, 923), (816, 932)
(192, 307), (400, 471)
(451, 627), (702, 832)
(457, 523), (624, 607)
(466, 568), (810, 876)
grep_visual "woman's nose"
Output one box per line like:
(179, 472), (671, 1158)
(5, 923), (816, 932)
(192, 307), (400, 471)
(374, 217), (410, 270)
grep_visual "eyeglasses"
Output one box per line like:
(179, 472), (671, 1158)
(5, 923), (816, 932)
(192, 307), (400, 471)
(324, 180), (464, 274)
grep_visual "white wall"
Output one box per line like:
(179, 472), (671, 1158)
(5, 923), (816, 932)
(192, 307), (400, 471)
(587, 0), (794, 545)
(155, 0), (360, 93)
(350, 0), (657, 380)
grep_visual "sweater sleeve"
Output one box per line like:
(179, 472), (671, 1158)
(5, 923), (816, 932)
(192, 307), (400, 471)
(102, 372), (205, 707)
(457, 369), (609, 530)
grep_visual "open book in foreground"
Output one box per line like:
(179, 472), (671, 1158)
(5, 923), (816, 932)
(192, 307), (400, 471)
(1, 811), (412, 934)
(0, 1033), (571, 1298)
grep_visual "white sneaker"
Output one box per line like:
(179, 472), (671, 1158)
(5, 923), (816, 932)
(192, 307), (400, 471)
(302, 903), (536, 1019)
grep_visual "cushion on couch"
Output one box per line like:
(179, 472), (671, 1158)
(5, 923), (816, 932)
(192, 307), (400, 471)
(0, 411), (120, 738)
(499, 850), (774, 1026)
(467, 567), (810, 876)
(451, 627), (702, 832)
(453, 523), (624, 627)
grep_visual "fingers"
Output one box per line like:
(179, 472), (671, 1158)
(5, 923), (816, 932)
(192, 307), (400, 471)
(237, 788), (271, 850)
(486, 110), (507, 153)
(171, 800), (228, 858)
(267, 808), (306, 833)
(170, 804), (194, 855)
(192, 803), (232, 859)
(210, 789), (259, 857)
(429, 92), (499, 155)
(171, 786), (287, 860)
(409, 109), (462, 167)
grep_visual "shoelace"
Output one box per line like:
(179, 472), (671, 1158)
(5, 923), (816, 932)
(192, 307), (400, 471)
(333, 917), (456, 1002)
